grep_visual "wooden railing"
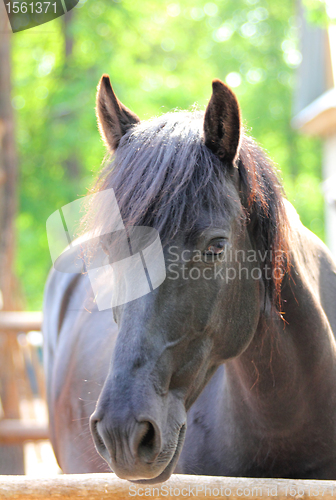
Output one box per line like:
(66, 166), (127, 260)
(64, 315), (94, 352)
(0, 312), (42, 332)
(0, 473), (334, 499)
(0, 311), (49, 444)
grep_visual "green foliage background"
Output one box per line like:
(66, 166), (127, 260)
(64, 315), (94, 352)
(11, 0), (325, 310)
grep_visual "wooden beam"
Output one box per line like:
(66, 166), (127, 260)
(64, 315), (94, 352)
(0, 474), (335, 499)
(292, 88), (336, 136)
(0, 420), (48, 443)
(0, 312), (42, 332)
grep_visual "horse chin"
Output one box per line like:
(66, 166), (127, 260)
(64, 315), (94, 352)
(128, 424), (186, 485)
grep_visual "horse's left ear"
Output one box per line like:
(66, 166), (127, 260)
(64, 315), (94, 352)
(203, 79), (241, 165)
(96, 74), (140, 153)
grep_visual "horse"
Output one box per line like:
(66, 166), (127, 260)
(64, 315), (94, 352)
(43, 76), (336, 483)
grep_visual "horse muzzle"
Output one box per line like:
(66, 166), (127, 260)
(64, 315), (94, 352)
(90, 407), (186, 482)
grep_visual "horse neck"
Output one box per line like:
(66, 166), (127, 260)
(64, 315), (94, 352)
(224, 231), (336, 434)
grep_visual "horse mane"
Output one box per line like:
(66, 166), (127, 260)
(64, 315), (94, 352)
(237, 135), (290, 310)
(83, 110), (290, 311)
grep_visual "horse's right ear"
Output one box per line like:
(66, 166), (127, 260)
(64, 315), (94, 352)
(203, 79), (241, 165)
(96, 75), (140, 153)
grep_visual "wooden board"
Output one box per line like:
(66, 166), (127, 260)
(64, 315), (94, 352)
(0, 312), (42, 332)
(0, 420), (48, 444)
(0, 473), (335, 499)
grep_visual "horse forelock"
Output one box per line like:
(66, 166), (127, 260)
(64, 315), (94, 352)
(84, 110), (290, 311)
(86, 110), (241, 240)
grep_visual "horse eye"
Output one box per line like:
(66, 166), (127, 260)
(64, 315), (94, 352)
(204, 239), (226, 258)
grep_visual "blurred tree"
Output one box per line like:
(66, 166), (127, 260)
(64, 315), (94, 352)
(62, 10), (80, 178)
(0, 4), (19, 311)
(0, 3), (24, 475)
(10, 0), (325, 309)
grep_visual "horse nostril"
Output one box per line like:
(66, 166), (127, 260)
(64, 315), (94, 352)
(93, 421), (105, 448)
(132, 420), (161, 464)
(140, 422), (155, 449)
(90, 415), (112, 464)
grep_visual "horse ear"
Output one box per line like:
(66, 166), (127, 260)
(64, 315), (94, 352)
(96, 74), (140, 152)
(203, 79), (241, 165)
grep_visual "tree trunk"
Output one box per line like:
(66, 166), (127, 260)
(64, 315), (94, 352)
(0, 4), (19, 310)
(62, 9), (80, 178)
(63, 9), (74, 59)
(0, 3), (24, 475)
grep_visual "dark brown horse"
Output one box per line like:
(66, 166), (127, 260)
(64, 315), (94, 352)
(43, 76), (336, 483)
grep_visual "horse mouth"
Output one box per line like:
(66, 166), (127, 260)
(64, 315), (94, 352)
(131, 424), (186, 484)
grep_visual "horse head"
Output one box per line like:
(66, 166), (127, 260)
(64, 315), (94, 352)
(89, 76), (288, 482)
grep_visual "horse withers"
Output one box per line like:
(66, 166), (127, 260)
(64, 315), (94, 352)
(43, 76), (336, 482)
